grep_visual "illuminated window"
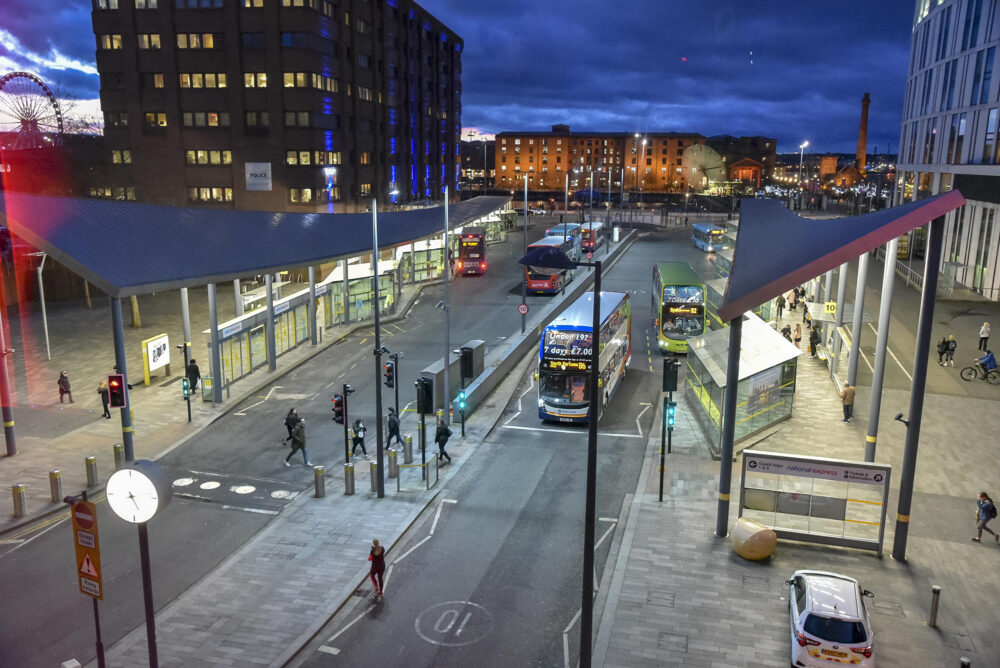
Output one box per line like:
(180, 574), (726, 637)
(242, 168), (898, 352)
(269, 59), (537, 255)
(143, 112), (168, 127)
(177, 33), (217, 49)
(175, 0), (222, 8)
(289, 188), (314, 203)
(95, 0), (119, 9)
(358, 86), (374, 101)
(244, 72), (268, 88)
(187, 186), (234, 203)
(179, 73), (227, 88)
(111, 149), (132, 164)
(106, 112), (129, 128)
(284, 111), (311, 127)
(135, 0), (158, 7)
(185, 149), (232, 165)
(360, 152), (371, 165)
(99, 34), (123, 50)
(140, 73), (164, 89)
(182, 112), (230, 127)
(243, 0), (263, 6)
(360, 183), (372, 196)
(138, 34), (161, 49)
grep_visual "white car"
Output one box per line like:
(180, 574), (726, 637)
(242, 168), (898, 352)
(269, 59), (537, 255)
(786, 570), (875, 667)
(527, 208), (546, 215)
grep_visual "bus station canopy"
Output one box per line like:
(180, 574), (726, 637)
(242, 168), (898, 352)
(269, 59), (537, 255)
(718, 190), (966, 322)
(0, 193), (510, 298)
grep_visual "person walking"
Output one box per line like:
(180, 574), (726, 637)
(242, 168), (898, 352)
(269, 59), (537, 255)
(808, 326), (820, 359)
(283, 418), (311, 467)
(434, 417), (452, 465)
(781, 324), (792, 342)
(186, 358), (201, 394)
(775, 293), (786, 319)
(386, 407), (403, 446)
(971, 491), (998, 542)
(97, 380), (111, 419)
(936, 336), (948, 365)
(801, 301), (810, 324)
(283, 408), (299, 443)
(57, 371), (73, 403)
(793, 323), (802, 349)
(368, 538), (387, 599)
(979, 322), (991, 351)
(788, 289), (798, 312)
(945, 334), (957, 366)
(839, 383), (855, 423)
(351, 418), (368, 458)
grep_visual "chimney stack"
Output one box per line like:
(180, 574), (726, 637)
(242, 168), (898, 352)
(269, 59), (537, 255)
(856, 93), (870, 175)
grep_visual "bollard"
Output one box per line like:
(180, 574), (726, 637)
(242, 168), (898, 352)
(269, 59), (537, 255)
(403, 434), (413, 464)
(370, 459), (378, 493)
(11, 483), (26, 517)
(113, 443), (125, 471)
(85, 456), (99, 487)
(388, 449), (398, 479)
(313, 465), (326, 498)
(928, 585), (941, 628)
(49, 470), (62, 503)
(344, 462), (355, 496)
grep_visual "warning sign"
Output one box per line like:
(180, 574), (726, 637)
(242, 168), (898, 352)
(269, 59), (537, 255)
(70, 501), (102, 600)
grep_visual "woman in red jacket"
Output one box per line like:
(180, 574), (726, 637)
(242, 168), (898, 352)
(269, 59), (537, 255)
(369, 538), (386, 598)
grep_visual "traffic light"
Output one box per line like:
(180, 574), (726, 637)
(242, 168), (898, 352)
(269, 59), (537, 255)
(663, 358), (678, 392)
(666, 401), (677, 429)
(384, 361), (395, 388)
(108, 374), (127, 408)
(332, 393), (344, 423)
(458, 390), (466, 412)
(460, 346), (474, 379)
(416, 377), (433, 415)
(181, 378), (191, 397)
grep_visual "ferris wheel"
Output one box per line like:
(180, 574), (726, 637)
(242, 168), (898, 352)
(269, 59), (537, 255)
(0, 71), (65, 151)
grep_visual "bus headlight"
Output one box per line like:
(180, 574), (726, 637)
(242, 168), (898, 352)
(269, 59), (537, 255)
(538, 398), (545, 407)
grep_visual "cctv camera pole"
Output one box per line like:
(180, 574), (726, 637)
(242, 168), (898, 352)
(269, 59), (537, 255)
(111, 297), (135, 462)
(371, 199), (385, 498)
(865, 238), (898, 462)
(892, 217), (944, 562)
(443, 189), (452, 426)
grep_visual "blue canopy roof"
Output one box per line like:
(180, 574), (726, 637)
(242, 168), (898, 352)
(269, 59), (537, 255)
(0, 193), (510, 297)
(718, 191), (965, 321)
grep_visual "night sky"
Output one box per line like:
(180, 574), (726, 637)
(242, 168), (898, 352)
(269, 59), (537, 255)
(0, 0), (915, 154)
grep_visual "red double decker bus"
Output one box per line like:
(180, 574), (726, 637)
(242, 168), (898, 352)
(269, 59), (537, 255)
(524, 235), (581, 294)
(456, 226), (487, 275)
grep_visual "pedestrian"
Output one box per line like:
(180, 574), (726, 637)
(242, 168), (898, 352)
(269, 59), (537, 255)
(971, 491), (998, 542)
(793, 323), (802, 349)
(788, 289), (797, 312)
(386, 407), (403, 446)
(97, 380), (111, 419)
(369, 538), (387, 598)
(283, 418), (312, 467)
(283, 408), (299, 443)
(801, 301), (810, 324)
(351, 418), (368, 458)
(839, 383), (855, 423)
(781, 324), (792, 342)
(945, 334), (957, 366)
(57, 371), (73, 403)
(186, 358), (201, 393)
(434, 417), (452, 465)
(936, 336), (948, 365)
(776, 293), (786, 319)
(808, 326), (820, 359)
(979, 322), (991, 351)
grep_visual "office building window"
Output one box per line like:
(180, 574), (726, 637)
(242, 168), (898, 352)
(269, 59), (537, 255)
(111, 149), (132, 164)
(245, 111), (269, 126)
(284, 111), (311, 127)
(981, 47), (996, 105)
(241, 32), (265, 50)
(143, 112), (168, 128)
(135, 0), (158, 7)
(179, 73), (227, 88)
(983, 109), (999, 163)
(936, 5), (952, 61)
(140, 73), (165, 89)
(358, 86), (373, 102)
(947, 112), (967, 163)
(95, 0), (119, 9)
(182, 111), (230, 127)
(288, 188), (314, 203)
(281, 32), (309, 48)
(243, 73), (268, 88)
(175, 0), (222, 8)
(184, 149), (232, 165)
(360, 183), (372, 196)
(106, 112), (129, 128)
(177, 33), (218, 49)
(360, 152), (371, 165)
(244, 0), (263, 6)
(98, 34), (123, 50)
(137, 34), (161, 49)
(285, 150), (340, 166)
(187, 186), (233, 202)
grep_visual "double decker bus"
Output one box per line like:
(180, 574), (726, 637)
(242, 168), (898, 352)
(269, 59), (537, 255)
(545, 222), (581, 240)
(538, 291), (632, 422)
(580, 221), (605, 252)
(524, 235), (580, 294)
(456, 226), (487, 275)
(652, 262), (705, 353)
(691, 223), (727, 252)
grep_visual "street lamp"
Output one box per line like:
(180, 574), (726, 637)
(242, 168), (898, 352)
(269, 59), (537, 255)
(518, 245), (601, 668)
(798, 141), (809, 186)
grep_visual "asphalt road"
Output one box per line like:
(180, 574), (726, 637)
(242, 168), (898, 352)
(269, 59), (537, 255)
(288, 230), (704, 668)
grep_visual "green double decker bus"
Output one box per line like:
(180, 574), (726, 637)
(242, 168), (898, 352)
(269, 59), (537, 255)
(652, 262), (706, 353)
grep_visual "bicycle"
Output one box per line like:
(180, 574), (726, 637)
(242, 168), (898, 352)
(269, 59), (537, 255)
(960, 362), (1000, 384)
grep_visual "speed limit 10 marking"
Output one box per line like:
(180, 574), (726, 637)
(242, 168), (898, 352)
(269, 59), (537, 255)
(414, 601), (494, 647)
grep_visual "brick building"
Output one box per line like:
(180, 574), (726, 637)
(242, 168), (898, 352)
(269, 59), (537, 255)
(90, 0), (462, 213)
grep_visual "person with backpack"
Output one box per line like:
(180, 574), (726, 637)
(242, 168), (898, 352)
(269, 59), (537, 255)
(351, 418), (369, 458)
(283, 408), (299, 443)
(386, 407), (403, 446)
(972, 491), (998, 542)
(945, 334), (957, 366)
(434, 417), (452, 465)
(936, 336), (948, 365)
(808, 326), (820, 359)
(283, 418), (311, 467)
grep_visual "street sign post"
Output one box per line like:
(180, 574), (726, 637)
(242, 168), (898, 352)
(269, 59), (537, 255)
(72, 500), (103, 600)
(517, 303), (529, 315)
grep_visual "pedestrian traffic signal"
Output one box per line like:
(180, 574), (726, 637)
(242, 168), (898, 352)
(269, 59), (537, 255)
(108, 374), (127, 408)
(458, 390), (466, 411)
(384, 361), (395, 388)
(415, 377), (433, 415)
(332, 394), (344, 423)
(666, 401), (676, 429)
(662, 358), (679, 392)
(460, 347), (474, 379)
(181, 378), (191, 397)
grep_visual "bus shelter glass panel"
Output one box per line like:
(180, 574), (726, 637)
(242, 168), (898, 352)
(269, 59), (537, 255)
(294, 304), (309, 343)
(348, 274), (396, 321)
(411, 249), (444, 282)
(250, 324), (267, 370)
(275, 312), (292, 355)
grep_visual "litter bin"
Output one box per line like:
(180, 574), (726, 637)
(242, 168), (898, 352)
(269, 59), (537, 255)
(729, 517), (777, 560)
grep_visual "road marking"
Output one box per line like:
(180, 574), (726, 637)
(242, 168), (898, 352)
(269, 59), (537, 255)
(220, 505), (279, 515)
(501, 424), (643, 439)
(325, 603), (376, 644)
(598, 517), (617, 522)
(383, 563), (394, 593)
(635, 403), (651, 437)
(234, 385), (281, 416)
(517, 375), (535, 410)
(595, 521), (617, 550)
(350, 362), (358, 370)
(430, 499), (457, 535)
(392, 535), (431, 564)
(317, 646), (340, 655)
(359, 338), (368, 345)
(867, 323), (912, 381)
(503, 410), (521, 426)
(562, 607), (583, 668)
(858, 348), (875, 374)
(0, 538), (24, 545)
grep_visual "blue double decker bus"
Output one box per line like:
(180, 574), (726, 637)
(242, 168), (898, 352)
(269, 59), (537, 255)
(691, 223), (727, 252)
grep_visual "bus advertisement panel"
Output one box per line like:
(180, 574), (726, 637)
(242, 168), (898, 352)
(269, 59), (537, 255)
(652, 262), (705, 353)
(538, 291), (632, 422)
(456, 226), (487, 275)
(525, 235), (581, 294)
(545, 223), (581, 240)
(580, 221), (604, 252)
(692, 223), (727, 252)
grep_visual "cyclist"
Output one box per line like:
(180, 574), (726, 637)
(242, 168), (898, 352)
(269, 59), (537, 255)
(975, 349), (997, 378)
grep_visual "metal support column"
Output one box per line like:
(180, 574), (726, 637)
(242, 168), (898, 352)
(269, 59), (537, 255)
(892, 216), (944, 561)
(308, 266), (318, 346)
(716, 316), (742, 537)
(265, 274), (276, 372)
(443, 190), (452, 425)
(341, 259), (351, 325)
(847, 252), (869, 386)
(372, 199), (385, 498)
(180, 288), (192, 364)
(866, 238), (898, 462)
(206, 284), (223, 404)
(111, 297), (135, 461)
(580, 261), (601, 668)
(0, 305), (16, 456)
(233, 278), (244, 317)
(831, 262), (848, 376)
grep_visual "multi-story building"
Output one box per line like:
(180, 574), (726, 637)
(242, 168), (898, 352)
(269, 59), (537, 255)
(459, 138), (493, 190)
(91, 0), (462, 213)
(896, 0), (1000, 299)
(705, 135), (777, 180)
(494, 125), (705, 194)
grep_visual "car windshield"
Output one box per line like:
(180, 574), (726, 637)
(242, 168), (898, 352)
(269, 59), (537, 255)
(803, 614), (868, 644)
(539, 372), (589, 404)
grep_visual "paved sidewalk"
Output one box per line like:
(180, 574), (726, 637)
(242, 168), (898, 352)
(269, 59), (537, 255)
(594, 308), (1000, 666)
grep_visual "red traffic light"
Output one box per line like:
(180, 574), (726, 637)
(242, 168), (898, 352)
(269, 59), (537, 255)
(108, 374), (127, 408)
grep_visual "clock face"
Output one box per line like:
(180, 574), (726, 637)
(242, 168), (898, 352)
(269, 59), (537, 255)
(106, 468), (160, 523)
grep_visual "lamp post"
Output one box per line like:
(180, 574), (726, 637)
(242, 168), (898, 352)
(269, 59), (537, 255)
(482, 138), (488, 191)
(518, 246), (601, 667)
(798, 141), (809, 186)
